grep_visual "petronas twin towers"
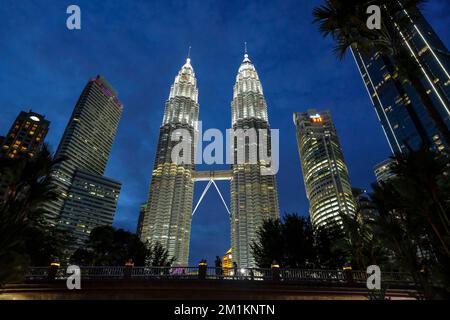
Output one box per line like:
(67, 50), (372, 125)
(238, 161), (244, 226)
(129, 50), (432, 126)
(139, 53), (279, 268)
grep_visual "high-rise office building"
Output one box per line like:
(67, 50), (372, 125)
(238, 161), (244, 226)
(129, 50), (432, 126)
(374, 158), (397, 184)
(0, 110), (49, 159)
(352, 5), (450, 155)
(45, 75), (123, 247)
(0, 111), (49, 201)
(140, 58), (198, 265)
(230, 53), (280, 268)
(141, 53), (279, 267)
(60, 169), (121, 248)
(294, 110), (356, 229)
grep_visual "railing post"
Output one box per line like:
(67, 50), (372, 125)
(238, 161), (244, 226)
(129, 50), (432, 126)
(47, 262), (60, 282)
(198, 260), (207, 280)
(124, 259), (134, 280)
(271, 261), (280, 281)
(343, 264), (353, 285)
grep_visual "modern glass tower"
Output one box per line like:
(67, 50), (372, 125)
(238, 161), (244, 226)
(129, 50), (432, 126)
(374, 158), (397, 184)
(352, 5), (450, 155)
(44, 75), (123, 247)
(60, 169), (121, 249)
(230, 53), (280, 268)
(140, 58), (198, 266)
(294, 110), (355, 229)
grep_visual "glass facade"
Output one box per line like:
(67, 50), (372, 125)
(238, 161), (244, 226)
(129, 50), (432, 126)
(141, 58), (198, 266)
(352, 6), (450, 155)
(59, 169), (121, 249)
(230, 53), (280, 268)
(374, 158), (397, 184)
(43, 75), (123, 249)
(294, 110), (355, 229)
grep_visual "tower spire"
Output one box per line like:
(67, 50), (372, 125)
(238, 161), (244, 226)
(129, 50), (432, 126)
(243, 42), (251, 63)
(187, 46), (191, 62)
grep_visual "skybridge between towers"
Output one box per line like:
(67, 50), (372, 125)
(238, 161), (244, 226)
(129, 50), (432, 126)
(191, 170), (232, 216)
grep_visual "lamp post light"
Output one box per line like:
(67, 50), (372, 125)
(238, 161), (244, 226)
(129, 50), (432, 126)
(124, 259), (134, 280)
(271, 261), (280, 281)
(343, 263), (353, 285)
(198, 259), (207, 280)
(47, 262), (60, 282)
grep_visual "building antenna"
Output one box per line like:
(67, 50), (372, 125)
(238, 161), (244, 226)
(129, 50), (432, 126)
(244, 42), (248, 55)
(187, 46), (191, 60)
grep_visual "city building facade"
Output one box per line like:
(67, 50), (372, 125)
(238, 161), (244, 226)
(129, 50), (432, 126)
(140, 58), (198, 266)
(374, 158), (398, 184)
(352, 6), (450, 155)
(140, 54), (279, 268)
(0, 110), (49, 201)
(59, 169), (121, 249)
(294, 110), (356, 229)
(0, 110), (49, 159)
(230, 53), (280, 268)
(44, 75), (123, 247)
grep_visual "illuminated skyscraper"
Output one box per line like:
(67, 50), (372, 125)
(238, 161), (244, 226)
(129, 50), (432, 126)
(230, 53), (280, 268)
(44, 75), (122, 247)
(352, 5), (450, 155)
(0, 110), (49, 201)
(294, 110), (355, 229)
(140, 58), (198, 266)
(374, 158), (397, 184)
(0, 110), (49, 159)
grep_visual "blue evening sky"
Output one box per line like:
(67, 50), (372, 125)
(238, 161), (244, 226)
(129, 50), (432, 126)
(1, 0), (449, 265)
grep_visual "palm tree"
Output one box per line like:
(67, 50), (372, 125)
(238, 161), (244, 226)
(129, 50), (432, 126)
(371, 147), (450, 299)
(313, 0), (450, 147)
(0, 144), (66, 284)
(336, 189), (388, 270)
(378, 2), (450, 147)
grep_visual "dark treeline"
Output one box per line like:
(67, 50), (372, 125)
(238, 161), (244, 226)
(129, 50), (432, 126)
(252, 147), (450, 299)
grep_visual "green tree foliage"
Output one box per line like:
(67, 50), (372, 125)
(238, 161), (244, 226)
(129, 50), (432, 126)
(314, 225), (346, 269)
(251, 218), (284, 268)
(0, 144), (69, 284)
(252, 214), (333, 268)
(371, 147), (450, 299)
(145, 241), (175, 267)
(336, 189), (388, 270)
(71, 226), (148, 266)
